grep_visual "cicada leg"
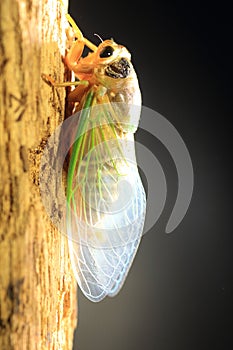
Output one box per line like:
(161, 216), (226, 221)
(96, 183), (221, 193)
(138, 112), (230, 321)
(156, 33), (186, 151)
(64, 16), (97, 74)
(41, 73), (89, 88)
(65, 13), (97, 52)
(41, 74), (89, 105)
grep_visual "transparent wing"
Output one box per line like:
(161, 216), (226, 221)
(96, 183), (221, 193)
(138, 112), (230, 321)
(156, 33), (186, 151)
(66, 93), (146, 301)
(68, 171), (146, 302)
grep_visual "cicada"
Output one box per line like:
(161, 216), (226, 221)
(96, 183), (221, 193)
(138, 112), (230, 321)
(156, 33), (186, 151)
(43, 12), (146, 302)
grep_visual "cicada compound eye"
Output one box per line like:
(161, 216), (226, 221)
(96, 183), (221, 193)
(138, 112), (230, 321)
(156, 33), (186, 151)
(100, 45), (114, 58)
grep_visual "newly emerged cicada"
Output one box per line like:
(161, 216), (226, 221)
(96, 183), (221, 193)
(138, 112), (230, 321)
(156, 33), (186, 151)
(43, 12), (146, 302)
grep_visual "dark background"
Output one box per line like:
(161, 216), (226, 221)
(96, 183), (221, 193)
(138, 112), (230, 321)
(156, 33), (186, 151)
(69, 1), (233, 349)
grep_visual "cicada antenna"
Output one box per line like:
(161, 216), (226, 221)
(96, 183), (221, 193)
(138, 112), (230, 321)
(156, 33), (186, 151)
(94, 33), (104, 43)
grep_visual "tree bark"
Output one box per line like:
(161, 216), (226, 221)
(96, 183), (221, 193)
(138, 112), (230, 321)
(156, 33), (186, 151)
(0, 1), (77, 349)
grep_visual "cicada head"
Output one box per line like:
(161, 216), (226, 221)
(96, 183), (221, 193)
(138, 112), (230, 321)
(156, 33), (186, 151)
(94, 40), (132, 80)
(74, 39), (138, 89)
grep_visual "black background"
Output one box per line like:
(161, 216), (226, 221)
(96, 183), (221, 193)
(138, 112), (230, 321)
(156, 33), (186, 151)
(68, 1), (233, 349)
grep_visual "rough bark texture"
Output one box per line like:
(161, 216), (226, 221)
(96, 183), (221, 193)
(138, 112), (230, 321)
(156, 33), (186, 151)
(0, 0), (77, 349)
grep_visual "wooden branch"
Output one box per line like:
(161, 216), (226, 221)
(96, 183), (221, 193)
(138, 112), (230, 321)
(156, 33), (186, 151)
(0, 0), (77, 349)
